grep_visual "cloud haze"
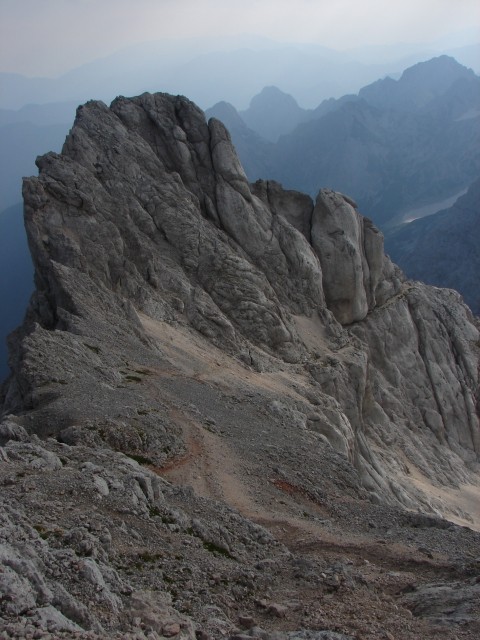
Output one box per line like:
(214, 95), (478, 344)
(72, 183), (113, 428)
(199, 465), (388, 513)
(1, 0), (479, 76)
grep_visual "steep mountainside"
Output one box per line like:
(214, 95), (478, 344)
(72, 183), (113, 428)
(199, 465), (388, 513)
(385, 176), (480, 314)
(0, 93), (479, 639)
(3, 55), (478, 382)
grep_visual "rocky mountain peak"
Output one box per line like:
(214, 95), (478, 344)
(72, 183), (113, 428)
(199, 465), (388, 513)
(204, 100), (247, 128)
(6, 89), (479, 503)
(240, 85), (308, 141)
(1, 91), (479, 639)
(400, 54), (475, 86)
(248, 85), (301, 110)
(359, 55), (476, 110)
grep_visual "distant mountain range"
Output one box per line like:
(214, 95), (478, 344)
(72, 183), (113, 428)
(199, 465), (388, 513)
(239, 86), (311, 142)
(1, 37), (479, 111)
(208, 56), (480, 227)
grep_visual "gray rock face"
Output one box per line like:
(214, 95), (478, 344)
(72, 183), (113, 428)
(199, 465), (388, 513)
(205, 101), (274, 183)
(0, 90), (479, 638)
(251, 179), (314, 242)
(311, 189), (402, 324)
(24, 95), (326, 364)
(3, 91), (479, 508)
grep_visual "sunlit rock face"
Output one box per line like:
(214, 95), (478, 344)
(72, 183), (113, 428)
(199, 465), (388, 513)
(311, 189), (399, 325)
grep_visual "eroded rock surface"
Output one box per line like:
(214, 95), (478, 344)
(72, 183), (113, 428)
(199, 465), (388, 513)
(1, 92), (479, 638)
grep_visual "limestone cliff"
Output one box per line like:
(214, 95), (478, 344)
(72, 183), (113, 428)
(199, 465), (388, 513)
(0, 93), (479, 639)
(5, 91), (477, 503)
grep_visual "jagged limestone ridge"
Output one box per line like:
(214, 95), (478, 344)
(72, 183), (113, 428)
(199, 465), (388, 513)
(2, 92), (479, 513)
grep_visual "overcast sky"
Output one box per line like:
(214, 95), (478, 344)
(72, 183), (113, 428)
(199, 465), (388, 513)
(1, 0), (479, 77)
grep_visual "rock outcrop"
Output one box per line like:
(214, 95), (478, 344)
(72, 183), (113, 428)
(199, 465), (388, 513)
(4, 88), (480, 512)
(1, 92), (479, 638)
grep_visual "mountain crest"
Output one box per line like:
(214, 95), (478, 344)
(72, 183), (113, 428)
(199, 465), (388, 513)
(240, 85), (308, 141)
(359, 54), (476, 110)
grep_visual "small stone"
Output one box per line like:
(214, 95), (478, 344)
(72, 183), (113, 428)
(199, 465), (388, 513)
(162, 623), (181, 637)
(238, 615), (255, 629)
(267, 603), (287, 618)
(255, 599), (268, 609)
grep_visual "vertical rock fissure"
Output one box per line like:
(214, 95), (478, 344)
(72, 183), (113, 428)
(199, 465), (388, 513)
(407, 296), (448, 444)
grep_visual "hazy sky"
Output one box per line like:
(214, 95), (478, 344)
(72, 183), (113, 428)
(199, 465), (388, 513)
(1, 0), (479, 77)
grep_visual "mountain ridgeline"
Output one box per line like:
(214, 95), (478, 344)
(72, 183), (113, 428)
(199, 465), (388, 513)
(207, 56), (480, 226)
(2, 54), (478, 386)
(2, 90), (480, 508)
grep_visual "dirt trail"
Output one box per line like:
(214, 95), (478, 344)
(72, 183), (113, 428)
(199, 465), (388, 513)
(151, 404), (472, 623)
(153, 406), (261, 516)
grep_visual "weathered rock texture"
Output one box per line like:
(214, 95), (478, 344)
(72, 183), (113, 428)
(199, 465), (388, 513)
(1, 92), (479, 638)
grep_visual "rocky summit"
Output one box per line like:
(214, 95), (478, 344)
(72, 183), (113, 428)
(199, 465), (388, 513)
(0, 92), (479, 640)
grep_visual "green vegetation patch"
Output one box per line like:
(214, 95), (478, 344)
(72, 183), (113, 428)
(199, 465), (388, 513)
(124, 374), (142, 383)
(84, 343), (101, 354)
(202, 540), (234, 559)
